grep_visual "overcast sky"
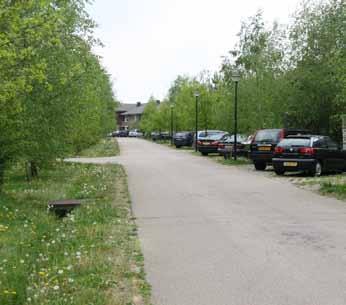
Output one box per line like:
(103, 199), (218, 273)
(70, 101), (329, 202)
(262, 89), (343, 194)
(87, 0), (303, 103)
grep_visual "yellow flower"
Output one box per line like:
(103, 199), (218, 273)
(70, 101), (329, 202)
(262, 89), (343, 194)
(38, 271), (46, 277)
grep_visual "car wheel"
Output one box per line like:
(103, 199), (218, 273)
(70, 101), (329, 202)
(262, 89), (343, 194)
(175, 145), (181, 148)
(202, 152), (208, 156)
(311, 161), (323, 177)
(274, 168), (285, 176)
(254, 161), (266, 171)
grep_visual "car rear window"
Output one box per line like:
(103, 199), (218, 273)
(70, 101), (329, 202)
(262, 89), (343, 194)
(227, 135), (247, 142)
(278, 138), (311, 147)
(199, 131), (220, 137)
(254, 130), (280, 143)
(176, 132), (189, 137)
(199, 133), (224, 140)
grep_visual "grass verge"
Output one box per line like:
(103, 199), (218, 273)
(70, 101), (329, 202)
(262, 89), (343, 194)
(288, 173), (346, 200)
(0, 162), (150, 305)
(217, 157), (251, 166)
(78, 138), (119, 157)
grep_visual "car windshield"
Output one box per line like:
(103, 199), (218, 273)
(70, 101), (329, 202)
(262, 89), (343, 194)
(199, 132), (225, 140)
(254, 130), (280, 143)
(226, 135), (247, 142)
(278, 138), (311, 147)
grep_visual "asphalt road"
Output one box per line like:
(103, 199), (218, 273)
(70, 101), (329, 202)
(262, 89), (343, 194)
(120, 139), (346, 305)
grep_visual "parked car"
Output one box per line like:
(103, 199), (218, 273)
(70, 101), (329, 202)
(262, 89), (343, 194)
(151, 131), (171, 141)
(151, 132), (161, 141)
(173, 132), (194, 148)
(117, 130), (129, 137)
(217, 134), (249, 159)
(272, 135), (346, 176)
(160, 132), (171, 140)
(250, 128), (310, 170)
(128, 129), (143, 137)
(197, 130), (228, 156)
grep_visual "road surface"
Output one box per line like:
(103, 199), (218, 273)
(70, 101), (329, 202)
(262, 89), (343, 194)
(90, 138), (346, 305)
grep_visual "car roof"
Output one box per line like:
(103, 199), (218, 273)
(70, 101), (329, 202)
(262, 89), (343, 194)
(198, 130), (226, 133)
(285, 134), (325, 139)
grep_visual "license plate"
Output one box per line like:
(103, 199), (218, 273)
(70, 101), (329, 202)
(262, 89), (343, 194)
(258, 146), (271, 151)
(203, 142), (210, 145)
(284, 162), (298, 167)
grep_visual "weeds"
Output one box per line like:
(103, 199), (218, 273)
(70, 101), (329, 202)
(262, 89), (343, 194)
(0, 162), (150, 305)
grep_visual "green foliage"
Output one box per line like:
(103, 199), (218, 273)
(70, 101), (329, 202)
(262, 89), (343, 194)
(141, 0), (345, 143)
(0, 0), (116, 185)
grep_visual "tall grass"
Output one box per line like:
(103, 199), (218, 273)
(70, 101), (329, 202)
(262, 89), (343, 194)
(0, 162), (150, 305)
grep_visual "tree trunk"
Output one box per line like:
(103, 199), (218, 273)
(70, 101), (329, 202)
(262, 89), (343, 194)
(26, 161), (39, 181)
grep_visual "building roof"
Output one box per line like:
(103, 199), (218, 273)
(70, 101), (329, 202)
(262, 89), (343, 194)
(117, 103), (147, 115)
(116, 103), (136, 113)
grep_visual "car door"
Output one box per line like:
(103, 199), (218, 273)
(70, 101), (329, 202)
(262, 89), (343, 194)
(326, 137), (344, 171)
(313, 137), (330, 170)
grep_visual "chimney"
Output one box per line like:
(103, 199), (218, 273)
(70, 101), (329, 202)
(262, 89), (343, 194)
(136, 101), (141, 107)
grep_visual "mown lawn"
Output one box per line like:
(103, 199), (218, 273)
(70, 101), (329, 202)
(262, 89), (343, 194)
(78, 138), (119, 157)
(0, 160), (150, 305)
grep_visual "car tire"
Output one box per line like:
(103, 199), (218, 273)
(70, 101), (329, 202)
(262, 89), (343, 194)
(274, 168), (285, 176)
(254, 161), (266, 171)
(175, 145), (181, 148)
(201, 152), (208, 156)
(310, 161), (323, 177)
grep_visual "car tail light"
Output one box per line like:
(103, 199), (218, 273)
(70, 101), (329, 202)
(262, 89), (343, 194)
(218, 143), (225, 148)
(298, 147), (315, 155)
(275, 146), (284, 154)
(211, 141), (219, 145)
(197, 141), (202, 145)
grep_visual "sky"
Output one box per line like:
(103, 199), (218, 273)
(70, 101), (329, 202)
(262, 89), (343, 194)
(87, 0), (303, 103)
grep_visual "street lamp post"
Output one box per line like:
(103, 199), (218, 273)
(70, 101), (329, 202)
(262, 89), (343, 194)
(170, 104), (174, 145)
(194, 91), (200, 152)
(231, 70), (240, 160)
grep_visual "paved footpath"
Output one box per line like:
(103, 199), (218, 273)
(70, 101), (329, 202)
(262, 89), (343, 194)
(71, 138), (346, 305)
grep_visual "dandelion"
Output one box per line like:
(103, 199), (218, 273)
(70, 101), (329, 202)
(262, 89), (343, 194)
(38, 271), (46, 277)
(53, 285), (59, 290)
